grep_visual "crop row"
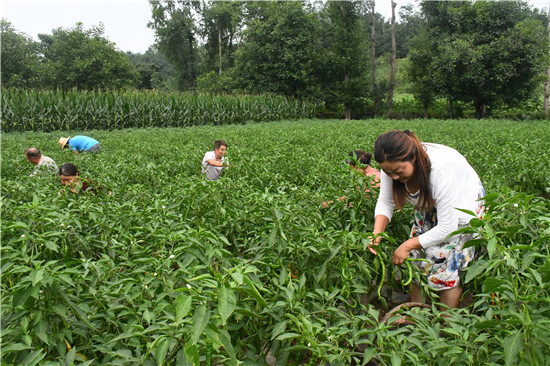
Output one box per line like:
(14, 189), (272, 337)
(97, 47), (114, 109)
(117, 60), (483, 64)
(1, 89), (319, 132)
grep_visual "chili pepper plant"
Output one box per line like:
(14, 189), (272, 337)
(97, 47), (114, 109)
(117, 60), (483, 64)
(1, 119), (549, 365)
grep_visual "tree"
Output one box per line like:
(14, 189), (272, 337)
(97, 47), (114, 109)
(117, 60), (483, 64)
(321, 1), (371, 119)
(0, 19), (40, 88)
(149, 0), (200, 90)
(370, 1), (379, 116)
(409, 1), (547, 118)
(406, 30), (436, 118)
(545, 5), (550, 119)
(394, 3), (424, 58)
(126, 46), (176, 90)
(230, 1), (324, 99)
(386, 0), (397, 117)
(37, 23), (138, 90)
(199, 1), (244, 76)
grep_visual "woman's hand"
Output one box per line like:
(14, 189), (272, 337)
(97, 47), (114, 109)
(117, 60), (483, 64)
(368, 234), (382, 255)
(392, 238), (420, 265)
(392, 242), (412, 265)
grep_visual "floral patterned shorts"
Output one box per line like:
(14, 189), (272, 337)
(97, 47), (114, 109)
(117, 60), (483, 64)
(410, 185), (485, 291)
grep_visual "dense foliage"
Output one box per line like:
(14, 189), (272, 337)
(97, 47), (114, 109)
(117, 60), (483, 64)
(408, 1), (548, 118)
(1, 89), (319, 132)
(227, 1), (324, 100)
(0, 20), (138, 90)
(2, 119), (549, 365)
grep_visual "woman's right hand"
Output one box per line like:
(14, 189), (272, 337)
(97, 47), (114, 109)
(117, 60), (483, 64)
(368, 233), (382, 255)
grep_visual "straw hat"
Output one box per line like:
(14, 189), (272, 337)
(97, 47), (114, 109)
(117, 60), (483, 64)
(58, 137), (70, 149)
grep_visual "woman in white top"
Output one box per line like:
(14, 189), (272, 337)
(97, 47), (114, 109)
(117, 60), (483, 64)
(369, 130), (485, 308)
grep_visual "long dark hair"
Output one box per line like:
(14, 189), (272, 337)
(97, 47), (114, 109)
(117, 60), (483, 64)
(374, 130), (434, 211)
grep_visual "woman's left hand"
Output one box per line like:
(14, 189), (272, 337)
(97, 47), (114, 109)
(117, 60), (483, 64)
(392, 243), (412, 265)
(392, 237), (422, 265)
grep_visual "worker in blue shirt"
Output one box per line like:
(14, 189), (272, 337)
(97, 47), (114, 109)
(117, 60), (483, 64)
(58, 136), (101, 154)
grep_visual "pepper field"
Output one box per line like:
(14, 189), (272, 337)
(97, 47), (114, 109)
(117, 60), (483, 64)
(2, 119), (550, 365)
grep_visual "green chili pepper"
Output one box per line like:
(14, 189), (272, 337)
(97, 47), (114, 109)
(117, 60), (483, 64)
(377, 255), (385, 300)
(402, 260), (413, 286)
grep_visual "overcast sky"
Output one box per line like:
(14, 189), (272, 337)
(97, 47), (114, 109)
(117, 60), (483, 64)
(2, 0), (549, 54)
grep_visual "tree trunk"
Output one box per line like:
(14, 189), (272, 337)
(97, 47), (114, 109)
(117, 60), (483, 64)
(424, 103), (428, 119)
(345, 72), (351, 120)
(339, 1), (352, 120)
(386, 0), (397, 118)
(449, 99), (454, 119)
(545, 5), (550, 119)
(228, 31), (234, 68)
(218, 27), (223, 76)
(371, 0), (378, 116)
(475, 103), (483, 119)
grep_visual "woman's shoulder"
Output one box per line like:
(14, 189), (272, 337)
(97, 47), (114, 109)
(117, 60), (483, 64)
(425, 143), (467, 167)
(424, 143), (462, 156)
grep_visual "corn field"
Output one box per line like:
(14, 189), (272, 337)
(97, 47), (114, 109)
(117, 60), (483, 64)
(1, 89), (320, 132)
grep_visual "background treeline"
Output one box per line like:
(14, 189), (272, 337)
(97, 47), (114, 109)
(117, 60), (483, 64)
(1, 0), (549, 120)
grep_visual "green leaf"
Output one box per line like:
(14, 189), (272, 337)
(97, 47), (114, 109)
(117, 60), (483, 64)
(390, 353), (402, 366)
(219, 285), (236, 326)
(275, 332), (300, 340)
(108, 331), (142, 344)
(456, 208), (477, 216)
(192, 304), (211, 345)
(2, 343), (33, 352)
(55, 285), (97, 330)
(143, 309), (152, 325)
(487, 237), (498, 259)
(483, 192), (499, 202)
(65, 347), (76, 365)
(21, 316), (29, 334)
(242, 274), (267, 307)
(271, 320), (287, 340)
(153, 336), (169, 366)
(31, 269), (44, 286)
(463, 238), (485, 249)
(527, 268), (543, 287)
(22, 349), (46, 366)
(58, 274), (75, 286)
(464, 259), (488, 284)
(13, 286), (34, 307)
(362, 347), (376, 364)
(35, 319), (49, 345)
(469, 218), (484, 228)
(218, 329), (237, 361)
(509, 245), (532, 251)
(519, 214), (528, 228)
(185, 340), (200, 365)
(483, 277), (505, 293)
(230, 271), (243, 285)
(175, 294), (192, 324)
(51, 304), (67, 321)
(112, 349), (133, 358)
(503, 330), (523, 366)
(44, 240), (59, 252)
